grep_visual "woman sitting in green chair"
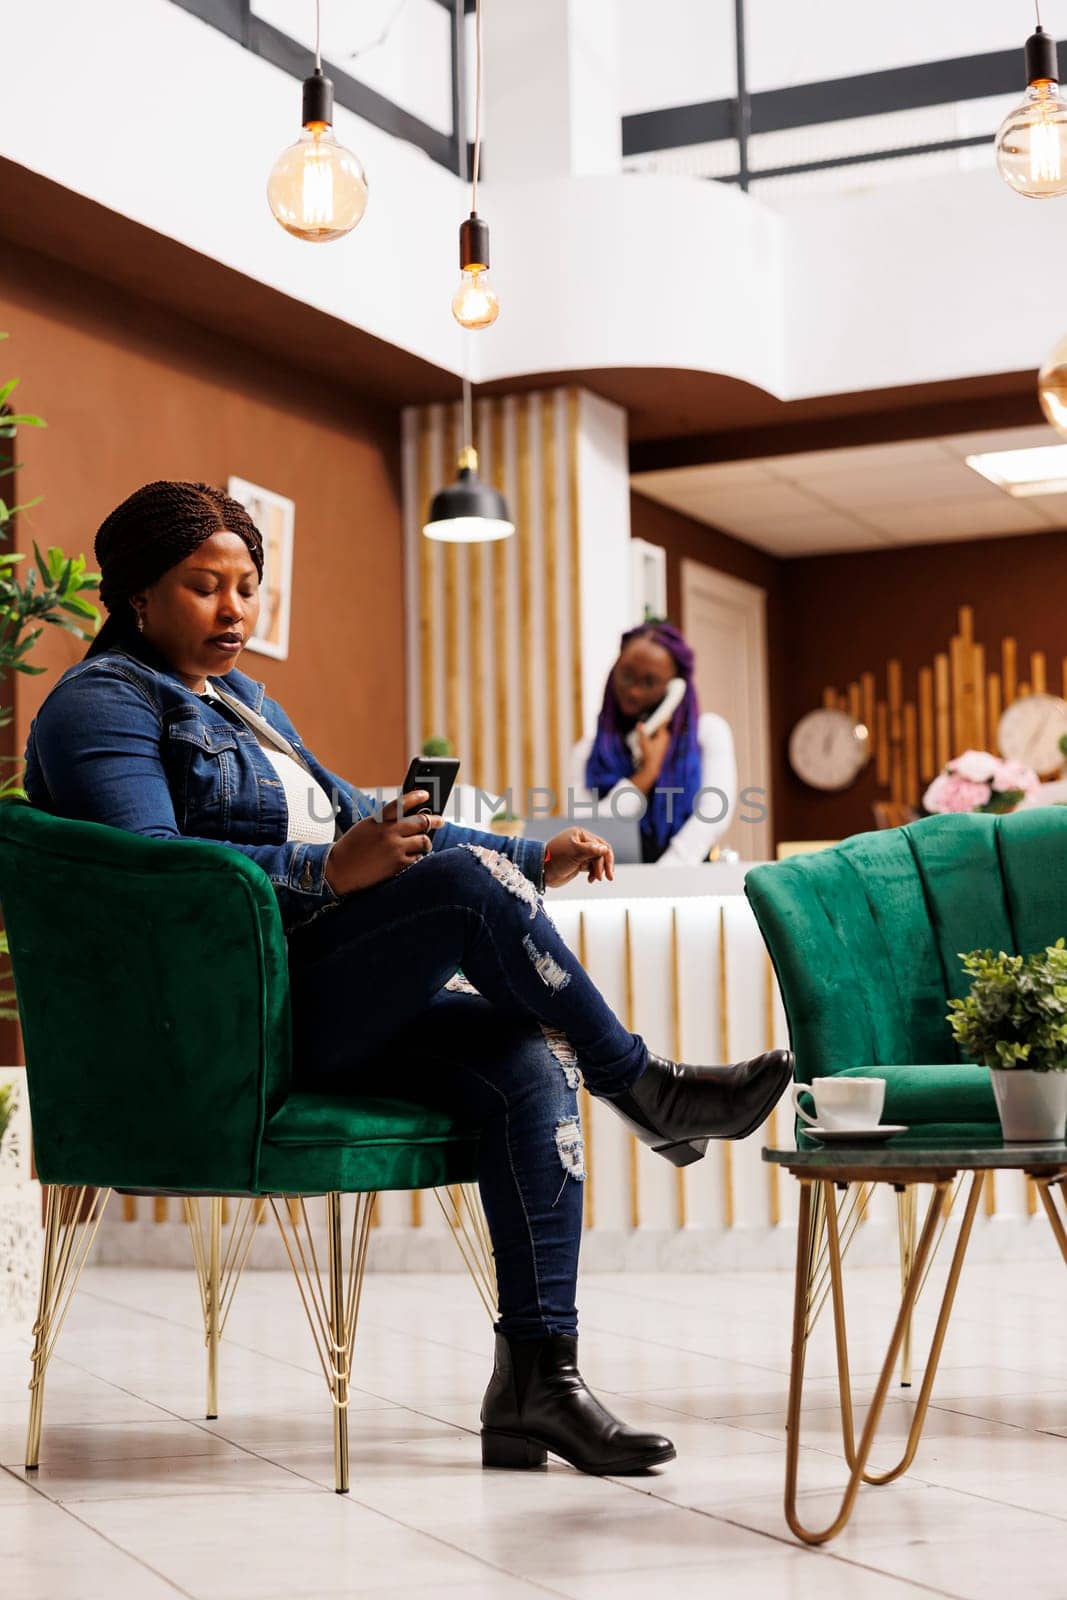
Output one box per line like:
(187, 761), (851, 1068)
(23, 480), (791, 1477)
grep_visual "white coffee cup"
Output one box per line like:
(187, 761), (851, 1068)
(790, 1077), (886, 1131)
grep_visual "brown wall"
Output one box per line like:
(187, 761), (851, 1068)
(779, 531), (1067, 840)
(0, 245), (407, 788)
(632, 493), (1067, 848)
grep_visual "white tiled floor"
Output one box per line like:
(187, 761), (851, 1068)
(1, 1254), (1066, 1599)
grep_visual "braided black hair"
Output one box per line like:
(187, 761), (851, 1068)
(85, 481), (265, 658)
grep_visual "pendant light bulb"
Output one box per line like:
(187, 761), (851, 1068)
(995, 26), (1067, 198)
(452, 267), (500, 331)
(1038, 331), (1067, 435)
(268, 69), (368, 241)
(452, 213), (500, 330)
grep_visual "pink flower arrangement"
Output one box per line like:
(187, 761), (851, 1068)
(922, 749), (1041, 815)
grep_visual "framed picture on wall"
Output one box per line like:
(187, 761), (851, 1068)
(227, 476), (294, 660)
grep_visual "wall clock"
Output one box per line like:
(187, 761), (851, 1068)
(997, 692), (1067, 779)
(789, 708), (870, 791)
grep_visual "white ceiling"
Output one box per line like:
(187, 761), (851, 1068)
(631, 425), (1067, 558)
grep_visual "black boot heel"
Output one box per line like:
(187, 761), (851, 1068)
(653, 1137), (708, 1167)
(481, 1429), (548, 1470)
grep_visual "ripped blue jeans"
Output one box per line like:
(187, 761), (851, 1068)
(286, 844), (648, 1338)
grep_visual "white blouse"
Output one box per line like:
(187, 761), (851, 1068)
(569, 711), (738, 865)
(201, 681), (336, 846)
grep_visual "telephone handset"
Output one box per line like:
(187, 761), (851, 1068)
(626, 677), (686, 764)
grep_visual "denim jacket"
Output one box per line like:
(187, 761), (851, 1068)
(23, 636), (546, 931)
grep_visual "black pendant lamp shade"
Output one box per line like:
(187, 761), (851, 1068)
(423, 447), (515, 543)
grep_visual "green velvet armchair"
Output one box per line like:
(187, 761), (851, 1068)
(745, 808), (1067, 1140)
(745, 808), (1067, 1386)
(0, 801), (487, 1492)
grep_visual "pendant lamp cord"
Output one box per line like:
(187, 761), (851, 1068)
(1035, 0), (1043, 27)
(462, 377), (473, 453)
(315, 0), (322, 70)
(472, 0), (483, 214)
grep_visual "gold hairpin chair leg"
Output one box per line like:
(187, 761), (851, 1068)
(434, 1184), (497, 1320)
(784, 1171), (983, 1546)
(270, 1192), (376, 1493)
(183, 1197), (260, 1419)
(26, 1184), (112, 1470)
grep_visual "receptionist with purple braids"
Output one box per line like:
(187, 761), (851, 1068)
(571, 621), (738, 864)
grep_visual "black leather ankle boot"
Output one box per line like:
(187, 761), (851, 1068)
(604, 1049), (794, 1167)
(481, 1333), (676, 1475)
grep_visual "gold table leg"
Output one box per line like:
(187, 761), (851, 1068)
(784, 1172), (982, 1545)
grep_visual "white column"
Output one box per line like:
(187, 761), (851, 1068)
(481, 0), (622, 182)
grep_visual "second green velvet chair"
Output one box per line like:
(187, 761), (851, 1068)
(745, 808), (1067, 1139)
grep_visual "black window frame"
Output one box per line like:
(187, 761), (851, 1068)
(169, 0), (470, 174)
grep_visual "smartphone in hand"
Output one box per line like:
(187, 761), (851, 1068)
(401, 755), (460, 817)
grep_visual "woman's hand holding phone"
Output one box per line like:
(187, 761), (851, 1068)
(631, 722), (671, 794)
(324, 790), (442, 895)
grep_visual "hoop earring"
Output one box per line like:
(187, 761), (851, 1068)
(135, 610), (145, 633)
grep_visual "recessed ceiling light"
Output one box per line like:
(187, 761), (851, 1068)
(965, 445), (1067, 496)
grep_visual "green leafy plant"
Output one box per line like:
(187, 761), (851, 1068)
(0, 1080), (14, 1149)
(947, 940), (1067, 1072)
(0, 334), (101, 1011)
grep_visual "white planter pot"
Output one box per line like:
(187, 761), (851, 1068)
(991, 1068), (1067, 1143)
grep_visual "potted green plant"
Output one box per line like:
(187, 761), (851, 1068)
(0, 334), (100, 1014)
(948, 941), (1067, 1142)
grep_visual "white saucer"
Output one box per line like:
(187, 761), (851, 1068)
(806, 1124), (909, 1143)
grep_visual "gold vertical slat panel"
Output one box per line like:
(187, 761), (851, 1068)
(409, 1189), (423, 1228)
(847, 681), (861, 723)
(490, 401), (510, 796)
(934, 653), (951, 769)
(822, 685), (837, 710)
(468, 408), (487, 788)
(122, 1195), (137, 1222)
(541, 395), (561, 810)
(154, 1197), (168, 1224)
(717, 906), (735, 1231)
(417, 418), (437, 746)
(1031, 650), (1047, 695)
(949, 634), (966, 754)
(972, 642), (986, 750)
(516, 397), (535, 802)
(670, 908), (687, 1230)
(861, 671), (876, 756)
(887, 661), (903, 804)
(902, 704), (918, 807)
(918, 667), (935, 780)
(876, 702), (890, 786)
(1002, 636), (1017, 704)
(987, 671), (1002, 752)
(623, 909), (639, 1231)
(443, 406), (462, 752)
(567, 389), (584, 745)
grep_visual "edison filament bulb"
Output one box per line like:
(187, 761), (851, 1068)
(267, 70), (368, 242)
